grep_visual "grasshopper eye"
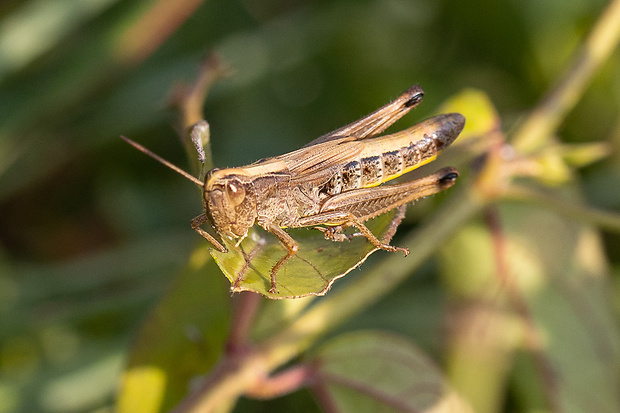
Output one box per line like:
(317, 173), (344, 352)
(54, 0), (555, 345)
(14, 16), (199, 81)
(226, 180), (245, 206)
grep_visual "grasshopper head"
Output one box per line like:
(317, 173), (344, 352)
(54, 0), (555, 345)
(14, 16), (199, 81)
(204, 168), (258, 239)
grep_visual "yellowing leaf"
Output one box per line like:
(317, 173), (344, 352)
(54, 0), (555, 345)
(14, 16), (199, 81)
(117, 250), (231, 413)
(438, 89), (501, 140)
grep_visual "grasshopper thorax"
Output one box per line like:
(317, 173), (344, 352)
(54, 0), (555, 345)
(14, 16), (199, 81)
(204, 168), (258, 239)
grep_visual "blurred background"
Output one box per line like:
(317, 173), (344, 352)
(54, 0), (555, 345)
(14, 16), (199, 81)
(0, 0), (619, 412)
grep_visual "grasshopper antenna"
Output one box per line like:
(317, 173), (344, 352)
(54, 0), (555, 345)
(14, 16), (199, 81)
(121, 135), (204, 187)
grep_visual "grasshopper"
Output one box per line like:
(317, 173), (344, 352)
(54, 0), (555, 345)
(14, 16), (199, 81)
(123, 85), (465, 294)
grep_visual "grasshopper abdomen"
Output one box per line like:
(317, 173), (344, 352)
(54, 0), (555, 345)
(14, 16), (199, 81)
(323, 113), (465, 196)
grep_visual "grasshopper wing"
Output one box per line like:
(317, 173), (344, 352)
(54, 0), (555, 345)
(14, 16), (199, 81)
(276, 137), (364, 186)
(250, 85), (424, 186)
(302, 84), (424, 147)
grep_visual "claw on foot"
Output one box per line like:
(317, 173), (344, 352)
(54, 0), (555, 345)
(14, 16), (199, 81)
(383, 244), (409, 256)
(316, 226), (357, 242)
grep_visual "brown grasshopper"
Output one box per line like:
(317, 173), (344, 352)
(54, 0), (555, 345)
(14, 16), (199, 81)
(123, 85), (465, 293)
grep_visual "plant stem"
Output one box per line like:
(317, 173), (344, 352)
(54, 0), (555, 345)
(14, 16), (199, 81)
(503, 184), (620, 232)
(225, 292), (262, 354)
(511, 0), (620, 153)
(173, 54), (230, 176)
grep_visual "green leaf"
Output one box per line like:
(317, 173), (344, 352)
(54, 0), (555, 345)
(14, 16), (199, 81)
(117, 246), (231, 413)
(211, 210), (401, 299)
(529, 142), (612, 186)
(557, 142), (611, 167)
(309, 331), (473, 413)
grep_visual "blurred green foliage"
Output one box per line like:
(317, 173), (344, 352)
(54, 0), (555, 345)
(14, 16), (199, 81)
(0, 0), (619, 412)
